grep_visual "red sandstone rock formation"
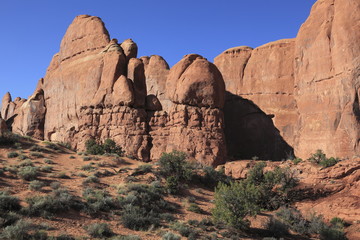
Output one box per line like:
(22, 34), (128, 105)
(215, 0), (360, 160)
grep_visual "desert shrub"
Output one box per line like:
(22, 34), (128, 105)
(0, 191), (21, 212)
(69, 155), (75, 159)
(18, 160), (33, 167)
(187, 203), (202, 214)
(0, 132), (21, 145)
(111, 235), (141, 240)
(0, 211), (21, 228)
(44, 158), (54, 164)
(212, 181), (260, 229)
(50, 234), (75, 240)
(200, 166), (231, 188)
(292, 157), (302, 165)
(320, 227), (347, 240)
(50, 181), (61, 190)
(1, 219), (33, 240)
(40, 165), (53, 173)
(276, 207), (308, 234)
(330, 217), (346, 229)
(32, 230), (48, 240)
(83, 175), (99, 184)
(82, 188), (116, 215)
(83, 156), (92, 161)
(24, 189), (82, 218)
(18, 166), (38, 181)
(29, 180), (45, 191)
(7, 151), (19, 158)
(121, 204), (161, 230)
(170, 221), (198, 238)
(81, 163), (96, 171)
(119, 183), (173, 230)
(132, 164), (153, 176)
(18, 154), (28, 160)
(29, 145), (47, 152)
(162, 232), (181, 240)
(85, 138), (124, 156)
(103, 138), (124, 155)
(166, 176), (180, 194)
(265, 217), (289, 237)
(308, 149), (339, 168)
(85, 223), (113, 238)
(56, 172), (70, 179)
(158, 150), (193, 182)
(30, 152), (44, 158)
(44, 141), (61, 151)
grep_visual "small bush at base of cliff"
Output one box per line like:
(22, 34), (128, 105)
(308, 149), (340, 168)
(85, 139), (124, 156)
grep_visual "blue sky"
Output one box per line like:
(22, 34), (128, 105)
(0, 0), (316, 100)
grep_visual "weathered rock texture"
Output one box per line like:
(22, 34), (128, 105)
(3, 0), (360, 163)
(1, 15), (226, 165)
(215, 0), (360, 160)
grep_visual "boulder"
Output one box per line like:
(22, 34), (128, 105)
(167, 54), (225, 109)
(120, 39), (138, 62)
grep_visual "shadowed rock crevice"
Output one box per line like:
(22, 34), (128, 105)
(224, 92), (294, 161)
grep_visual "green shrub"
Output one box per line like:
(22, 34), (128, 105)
(69, 155), (76, 159)
(320, 227), (347, 240)
(44, 142), (61, 151)
(29, 145), (47, 152)
(162, 231), (181, 240)
(52, 234), (76, 240)
(0, 211), (21, 228)
(121, 204), (161, 230)
(44, 158), (54, 164)
(85, 139), (104, 155)
(276, 207), (308, 234)
(18, 160), (33, 167)
(0, 191), (21, 212)
(330, 217), (346, 229)
(212, 181), (260, 229)
(292, 157), (302, 165)
(187, 203), (202, 214)
(18, 154), (28, 160)
(83, 156), (92, 161)
(18, 166), (38, 181)
(132, 164), (153, 176)
(7, 151), (19, 158)
(82, 188), (116, 215)
(29, 180), (45, 191)
(170, 221), (197, 238)
(85, 138), (124, 156)
(158, 150), (193, 182)
(119, 184), (173, 230)
(0, 132), (21, 145)
(24, 189), (82, 218)
(83, 175), (99, 184)
(265, 217), (289, 237)
(30, 152), (44, 158)
(166, 176), (180, 194)
(81, 163), (96, 171)
(1, 219), (32, 240)
(50, 181), (61, 190)
(56, 172), (70, 179)
(200, 166), (231, 188)
(85, 223), (113, 238)
(308, 149), (339, 168)
(103, 138), (124, 155)
(40, 165), (53, 173)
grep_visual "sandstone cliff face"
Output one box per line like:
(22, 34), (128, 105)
(293, 0), (360, 159)
(215, 40), (297, 160)
(13, 15), (227, 165)
(215, 0), (360, 160)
